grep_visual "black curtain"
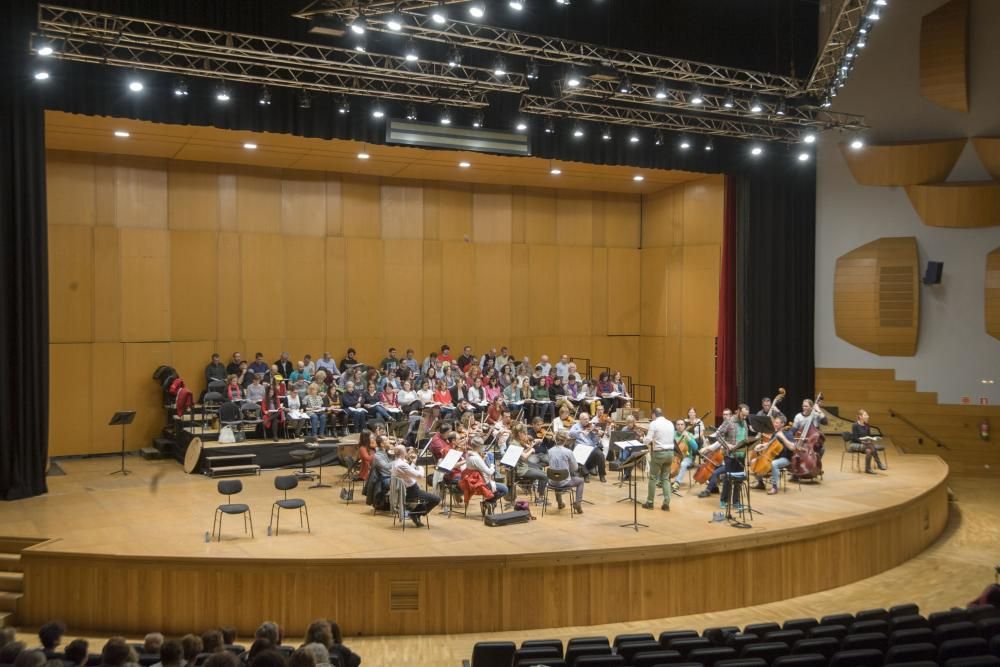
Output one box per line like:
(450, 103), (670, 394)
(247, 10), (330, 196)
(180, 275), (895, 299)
(733, 160), (816, 415)
(0, 0), (49, 500)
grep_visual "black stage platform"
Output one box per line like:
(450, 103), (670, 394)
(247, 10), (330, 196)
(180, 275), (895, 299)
(172, 427), (351, 472)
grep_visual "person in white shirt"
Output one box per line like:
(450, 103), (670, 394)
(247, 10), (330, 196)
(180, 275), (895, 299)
(416, 379), (435, 406)
(463, 438), (508, 506)
(642, 408), (676, 511)
(554, 354), (571, 382)
(390, 444), (440, 526)
(397, 380), (419, 412)
(315, 352), (337, 377)
(537, 354), (552, 377)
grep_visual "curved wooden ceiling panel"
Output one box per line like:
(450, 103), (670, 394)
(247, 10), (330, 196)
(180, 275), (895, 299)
(905, 181), (1000, 228)
(988, 247), (1000, 342)
(840, 139), (967, 186)
(971, 137), (1000, 180)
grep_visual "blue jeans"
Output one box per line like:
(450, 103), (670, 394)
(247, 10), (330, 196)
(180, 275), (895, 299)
(309, 413), (327, 437)
(489, 482), (509, 503)
(671, 456), (694, 486)
(367, 405), (393, 422)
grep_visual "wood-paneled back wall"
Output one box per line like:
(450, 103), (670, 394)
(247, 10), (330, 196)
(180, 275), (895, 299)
(46, 149), (722, 456)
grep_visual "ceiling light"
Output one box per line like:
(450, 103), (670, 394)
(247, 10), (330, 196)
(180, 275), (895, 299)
(493, 56), (507, 77)
(803, 132), (817, 144)
(654, 81), (667, 100)
(556, 0), (570, 5)
(601, 125), (612, 141)
(509, 0), (525, 9)
(386, 10), (404, 31)
(472, 111), (484, 128)
(216, 83), (231, 102)
(34, 70), (50, 80)
(654, 131), (664, 146)
(337, 96), (351, 114)
(469, 2), (485, 18)
(37, 44), (54, 57)
(113, 130), (129, 138)
(431, 2), (447, 23)
(173, 78), (189, 97)
(572, 123), (584, 138)
(633, 175), (644, 182)
(350, 15), (367, 34)
(459, 161), (471, 168)
(405, 104), (418, 121)
(723, 92), (735, 108)
(566, 66), (581, 87)
(447, 45), (462, 67)
(404, 40), (419, 62)
(526, 59), (539, 80)
(544, 118), (555, 134)
(751, 146), (764, 156)
(857, 36), (867, 48)
(618, 75), (631, 94)
(372, 103), (385, 119)
(749, 95), (763, 113)
(705, 139), (714, 152)
(846, 50), (855, 60)
(821, 96), (832, 108)
(875, 0), (887, 5)
(128, 77), (143, 93)
(243, 142), (257, 150)
(797, 152), (810, 162)
(867, 8), (881, 20)
(850, 137), (865, 150)
(629, 131), (640, 144)
(354, 39), (366, 52)
(257, 86), (271, 105)
(357, 152), (370, 160)
(689, 86), (704, 105)
(679, 137), (691, 150)
(297, 90), (311, 109)
(775, 99), (787, 116)
(550, 168), (562, 175)
(859, 21), (872, 34)
(440, 109), (452, 125)
(516, 119), (528, 131)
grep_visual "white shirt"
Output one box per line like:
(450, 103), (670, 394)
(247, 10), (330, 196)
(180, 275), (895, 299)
(391, 458), (424, 487)
(555, 362), (570, 381)
(643, 416), (676, 452)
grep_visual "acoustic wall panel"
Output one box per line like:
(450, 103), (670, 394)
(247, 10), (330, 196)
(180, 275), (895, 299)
(905, 181), (1000, 228)
(987, 248), (1000, 342)
(840, 139), (967, 186)
(920, 0), (969, 112)
(834, 237), (920, 356)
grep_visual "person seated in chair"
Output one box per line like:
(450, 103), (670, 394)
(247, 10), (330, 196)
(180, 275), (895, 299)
(531, 378), (555, 422)
(245, 374), (266, 403)
(205, 353), (227, 387)
(303, 383), (327, 438)
(461, 437), (508, 508)
(340, 381), (367, 433)
(391, 444), (440, 526)
(397, 380), (420, 413)
(751, 414), (795, 494)
(434, 380), (456, 417)
(851, 409), (886, 474)
(670, 419), (700, 490)
(545, 434), (585, 513)
(363, 380), (394, 424)
(261, 384), (285, 441)
(567, 412), (607, 482)
(289, 361), (312, 385)
(378, 383), (404, 420)
(225, 374), (243, 402)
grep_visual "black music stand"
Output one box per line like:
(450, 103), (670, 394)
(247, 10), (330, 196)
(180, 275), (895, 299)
(305, 437), (332, 489)
(108, 411), (136, 476)
(618, 450), (649, 532)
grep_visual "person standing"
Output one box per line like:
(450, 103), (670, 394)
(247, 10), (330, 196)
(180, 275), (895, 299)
(642, 408), (675, 511)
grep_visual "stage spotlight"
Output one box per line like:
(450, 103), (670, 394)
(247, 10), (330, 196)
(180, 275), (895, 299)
(493, 56), (507, 77)
(297, 90), (311, 109)
(654, 131), (663, 146)
(803, 132), (817, 144)
(440, 108), (452, 125)
(510, 0), (525, 9)
(629, 131), (640, 144)
(572, 123), (584, 138)
(751, 145), (764, 156)
(471, 111), (484, 128)
(34, 70), (50, 80)
(350, 15), (367, 34)
(705, 139), (714, 152)
(526, 59), (539, 80)
(723, 92), (735, 108)
(867, 8), (880, 20)
(113, 130), (130, 138)
(128, 75), (144, 92)
(515, 119), (528, 131)
(798, 152), (811, 162)
(337, 96), (351, 114)
(354, 38), (367, 52)
(404, 40), (419, 62)
(459, 161), (471, 168)
(174, 78), (189, 97)
(566, 66), (581, 87)
(821, 96), (832, 108)
(37, 43), (54, 56)
(689, 86), (704, 105)
(679, 137), (691, 150)
(601, 125), (612, 141)
(857, 35), (867, 48)
(654, 81), (667, 100)
(850, 137), (865, 150)
(386, 9), (404, 31)
(372, 103), (385, 119)
(633, 175), (644, 182)
(447, 45), (462, 67)
(215, 83), (231, 102)
(749, 95), (763, 113)
(859, 21), (872, 34)
(875, 0), (887, 5)
(357, 152), (370, 160)
(469, 2), (485, 18)
(431, 1), (447, 23)
(405, 104), (418, 120)
(257, 86), (271, 105)
(544, 118), (555, 134)
(243, 142), (257, 150)
(556, 0), (571, 5)
(775, 98), (787, 116)
(618, 75), (631, 94)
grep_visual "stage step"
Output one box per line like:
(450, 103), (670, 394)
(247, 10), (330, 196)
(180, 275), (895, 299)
(0, 573), (22, 593)
(205, 454), (257, 462)
(0, 591), (22, 613)
(208, 464), (261, 478)
(0, 554), (20, 572)
(0, 610), (12, 628)
(141, 447), (163, 460)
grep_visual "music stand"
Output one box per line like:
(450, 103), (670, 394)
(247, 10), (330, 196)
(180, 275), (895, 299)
(305, 437), (332, 489)
(618, 450), (649, 532)
(108, 411), (136, 476)
(749, 415), (776, 435)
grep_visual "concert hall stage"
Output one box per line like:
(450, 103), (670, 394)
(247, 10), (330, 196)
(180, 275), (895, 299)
(3, 439), (948, 638)
(171, 428), (356, 472)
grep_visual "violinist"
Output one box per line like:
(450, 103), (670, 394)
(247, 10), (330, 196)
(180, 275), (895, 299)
(528, 416), (554, 451)
(793, 399), (828, 460)
(670, 419), (699, 491)
(568, 412), (607, 483)
(552, 405), (575, 438)
(751, 415), (794, 494)
(390, 444), (440, 527)
(685, 407), (706, 445)
(851, 409), (886, 474)
(513, 427), (548, 500)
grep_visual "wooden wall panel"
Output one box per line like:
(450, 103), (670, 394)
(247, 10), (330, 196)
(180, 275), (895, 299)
(528, 245), (559, 337)
(283, 238), (326, 333)
(523, 188), (557, 245)
(168, 161), (219, 231)
(601, 193), (642, 248)
(169, 341), (216, 402)
(987, 248), (1000, 341)
(683, 175), (724, 246)
(920, 0), (969, 113)
(46, 151), (96, 226)
(217, 170), (237, 232)
(169, 231), (218, 342)
(325, 175), (343, 237)
(90, 342), (125, 454)
(474, 244), (512, 343)
(216, 232), (243, 342)
(840, 140), (967, 186)
(119, 229), (170, 342)
(48, 344), (93, 457)
(435, 183), (473, 241)
(49, 225), (94, 343)
(905, 181), (1000, 228)
(281, 170), (327, 237)
(325, 238), (347, 340)
(341, 174), (381, 238)
(509, 245), (530, 339)
(440, 241), (477, 344)
(92, 228), (121, 343)
(556, 190), (593, 246)
(591, 248), (609, 337)
(607, 248), (640, 335)
(236, 166), (281, 234)
(642, 185), (683, 248)
(421, 241), (443, 340)
(114, 157), (168, 229)
(379, 181), (423, 241)
(558, 246), (593, 337)
(972, 137), (1000, 181)
(382, 240), (423, 340)
(240, 234), (285, 340)
(472, 185), (513, 243)
(344, 238), (384, 340)
(682, 245), (721, 337)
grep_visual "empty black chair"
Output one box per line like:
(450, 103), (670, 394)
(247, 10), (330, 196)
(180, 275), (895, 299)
(782, 619), (818, 633)
(763, 630), (804, 646)
(515, 659), (565, 667)
(572, 655), (624, 667)
(564, 644), (611, 666)
(744, 623), (781, 637)
(269, 474), (310, 535)
(855, 608), (890, 622)
(946, 657), (1000, 667)
(669, 637), (712, 656)
(659, 631), (700, 648)
(568, 637), (609, 649)
(991, 634), (1000, 656)
(829, 649), (883, 667)
(613, 633), (655, 648)
(630, 650), (681, 667)
(211, 479), (253, 541)
(715, 660), (767, 667)
(939, 638), (990, 663)
(891, 614), (929, 632)
(703, 627), (740, 646)
(791, 637), (838, 660)
(969, 606), (1000, 622)
(688, 647), (736, 666)
(842, 632), (888, 653)
(891, 603), (921, 617)
(808, 625), (847, 642)
(885, 642), (937, 664)
(513, 646), (561, 666)
(617, 641), (660, 664)
(892, 627), (935, 646)
(521, 640), (563, 656)
(851, 619), (889, 635)
(724, 633), (759, 654)
(938, 622), (983, 644)
(980, 617), (1000, 641)
(740, 642), (790, 663)
(771, 655), (825, 667)
(469, 641), (515, 667)
(932, 610), (971, 628)
(821, 613), (855, 627)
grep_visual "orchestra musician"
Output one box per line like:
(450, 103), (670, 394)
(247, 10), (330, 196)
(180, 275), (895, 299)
(545, 434), (585, 514)
(567, 412), (607, 483)
(751, 414), (794, 494)
(757, 395), (786, 421)
(793, 399), (828, 460)
(358, 429), (375, 482)
(463, 438), (508, 507)
(851, 409), (886, 474)
(390, 444), (440, 527)
(642, 408), (675, 511)
(685, 407), (706, 445)
(698, 404), (752, 508)
(513, 428), (548, 500)
(670, 418), (699, 491)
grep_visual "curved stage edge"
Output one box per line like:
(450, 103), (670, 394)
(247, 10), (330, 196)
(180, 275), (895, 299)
(18, 454), (949, 637)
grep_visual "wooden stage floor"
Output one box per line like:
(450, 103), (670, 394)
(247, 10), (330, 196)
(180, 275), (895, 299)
(1, 440), (950, 637)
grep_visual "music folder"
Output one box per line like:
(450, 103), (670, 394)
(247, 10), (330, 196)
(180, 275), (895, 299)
(437, 448), (462, 471)
(500, 444), (523, 468)
(108, 411), (136, 426)
(572, 443), (594, 465)
(749, 415), (776, 435)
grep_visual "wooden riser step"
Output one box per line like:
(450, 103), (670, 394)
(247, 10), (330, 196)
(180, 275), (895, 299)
(208, 465), (261, 478)
(0, 591), (22, 612)
(0, 572), (23, 593)
(0, 554), (20, 572)
(0, 610), (13, 628)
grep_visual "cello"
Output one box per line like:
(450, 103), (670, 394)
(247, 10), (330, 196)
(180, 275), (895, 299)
(749, 388), (787, 476)
(693, 413), (730, 484)
(672, 409), (711, 477)
(789, 392), (824, 479)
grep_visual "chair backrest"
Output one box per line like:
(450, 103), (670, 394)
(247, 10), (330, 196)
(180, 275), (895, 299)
(891, 614), (929, 632)
(469, 641), (515, 667)
(930, 609), (970, 628)
(937, 637), (989, 662)
(547, 467), (569, 482)
(207, 381), (227, 394)
(566, 636), (609, 649)
(820, 613), (855, 627)
(669, 637), (712, 655)
(218, 479), (242, 499)
(850, 619), (889, 635)
(631, 650), (681, 667)
(204, 391), (225, 406)
(563, 643), (611, 666)
(791, 637), (839, 660)
(660, 630), (700, 647)
(744, 623), (781, 637)
(688, 646), (737, 666)
(572, 654), (624, 667)
(274, 475), (298, 493)
(936, 621), (980, 643)
(855, 607), (889, 622)
(741, 642), (790, 661)
(891, 627), (934, 646)
(808, 624), (847, 641)
(613, 633), (655, 648)
(890, 603), (921, 617)
(782, 618), (818, 633)
(512, 647), (560, 663)
(764, 629), (805, 645)
(842, 632), (888, 654)
(220, 401), (242, 421)
(828, 649), (883, 667)
(616, 640), (660, 663)
(714, 659), (767, 667)
(885, 641), (937, 663)
(724, 633), (759, 653)
(980, 617), (1000, 641)
(771, 654), (825, 667)
(519, 639), (562, 656)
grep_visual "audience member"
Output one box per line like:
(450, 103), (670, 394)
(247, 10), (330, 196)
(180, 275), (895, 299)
(99, 638), (134, 667)
(327, 624), (359, 667)
(0, 627), (17, 650)
(143, 633), (164, 656)
(285, 650), (313, 667)
(298, 645), (328, 667)
(0, 642), (27, 666)
(219, 628), (238, 650)
(202, 653), (239, 667)
(247, 650), (286, 667)
(37, 622), (65, 656)
(179, 635), (203, 667)
(155, 640), (183, 667)
(62, 640), (89, 667)
(201, 630), (224, 654)
(13, 650), (45, 667)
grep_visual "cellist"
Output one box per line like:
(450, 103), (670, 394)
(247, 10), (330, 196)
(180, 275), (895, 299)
(670, 419), (699, 491)
(750, 414), (794, 494)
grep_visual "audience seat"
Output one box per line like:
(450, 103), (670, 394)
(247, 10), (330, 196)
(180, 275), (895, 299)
(687, 647), (736, 666)
(469, 641), (515, 667)
(781, 619), (818, 633)
(563, 643), (611, 666)
(885, 642), (938, 664)
(938, 637), (990, 663)
(743, 622), (781, 637)
(616, 640), (661, 664)
(980, 617), (1000, 641)
(855, 607), (890, 622)
(763, 629), (805, 645)
(850, 619), (889, 635)
(890, 614), (930, 632)
(842, 631), (889, 653)
(891, 603), (921, 617)
(512, 646), (560, 665)
(667, 637), (712, 656)
(572, 655), (624, 667)
(937, 621), (984, 643)
(820, 613), (855, 627)
(520, 639), (562, 656)
(807, 624), (848, 642)
(945, 657), (1000, 667)
(715, 659), (767, 667)
(629, 650), (681, 667)
(828, 648), (883, 667)
(771, 654), (825, 667)
(791, 637), (839, 660)
(891, 628), (935, 646)
(931, 610), (971, 628)
(567, 637), (610, 649)
(515, 659), (565, 667)
(612, 633), (655, 648)
(724, 634), (759, 653)
(658, 631), (699, 647)
(702, 627), (740, 645)
(969, 606), (1000, 622)
(740, 641), (790, 663)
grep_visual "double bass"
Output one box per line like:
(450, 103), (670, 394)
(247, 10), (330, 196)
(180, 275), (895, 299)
(749, 388), (787, 476)
(672, 409), (712, 477)
(789, 392), (824, 479)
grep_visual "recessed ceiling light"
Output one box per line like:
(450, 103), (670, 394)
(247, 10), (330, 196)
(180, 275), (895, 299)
(243, 142), (258, 150)
(850, 138), (865, 150)
(128, 80), (143, 92)
(114, 130), (130, 138)
(633, 175), (644, 182)
(38, 45), (54, 56)
(803, 133), (817, 144)
(34, 70), (50, 80)
(357, 152), (370, 160)
(751, 146), (764, 156)
(459, 161), (471, 168)
(550, 168), (562, 175)
(516, 120), (528, 131)
(797, 152), (810, 162)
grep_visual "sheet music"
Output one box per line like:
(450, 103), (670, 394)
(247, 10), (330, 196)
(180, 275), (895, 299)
(573, 443), (594, 465)
(438, 448), (463, 471)
(500, 444), (523, 467)
(617, 439), (643, 449)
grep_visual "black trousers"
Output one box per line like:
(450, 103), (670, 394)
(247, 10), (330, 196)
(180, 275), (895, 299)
(720, 455), (745, 504)
(405, 484), (440, 515)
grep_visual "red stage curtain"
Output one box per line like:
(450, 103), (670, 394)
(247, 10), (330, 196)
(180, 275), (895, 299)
(714, 175), (737, 424)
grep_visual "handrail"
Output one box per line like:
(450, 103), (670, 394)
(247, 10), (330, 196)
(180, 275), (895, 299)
(889, 409), (950, 450)
(631, 383), (655, 412)
(569, 356), (591, 380)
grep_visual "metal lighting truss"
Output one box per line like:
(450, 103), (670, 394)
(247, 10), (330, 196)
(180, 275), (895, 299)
(805, 0), (871, 96)
(295, 0), (471, 19)
(36, 4), (531, 107)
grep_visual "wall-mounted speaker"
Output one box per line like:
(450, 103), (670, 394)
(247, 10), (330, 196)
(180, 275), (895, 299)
(923, 261), (944, 285)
